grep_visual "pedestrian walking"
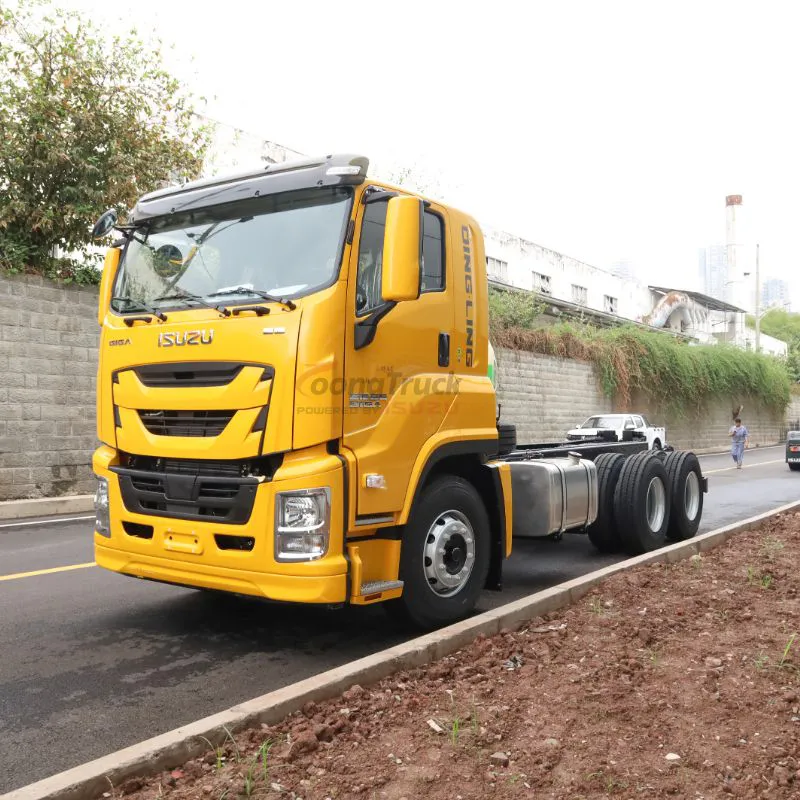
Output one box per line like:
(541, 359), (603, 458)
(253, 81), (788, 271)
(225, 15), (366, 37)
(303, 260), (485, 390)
(729, 417), (749, 469)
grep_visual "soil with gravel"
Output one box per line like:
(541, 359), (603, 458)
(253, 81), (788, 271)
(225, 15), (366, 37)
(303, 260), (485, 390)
(118, 514), (800, 800)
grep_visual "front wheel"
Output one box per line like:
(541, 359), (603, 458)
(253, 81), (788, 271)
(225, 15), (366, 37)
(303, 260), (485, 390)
(384, 476), (490, 631)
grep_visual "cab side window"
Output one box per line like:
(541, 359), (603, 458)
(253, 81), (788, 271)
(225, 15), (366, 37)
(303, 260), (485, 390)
(356, 200), (446, 316)
(356, 201), (387, 316)
(422, 212), (444, 292)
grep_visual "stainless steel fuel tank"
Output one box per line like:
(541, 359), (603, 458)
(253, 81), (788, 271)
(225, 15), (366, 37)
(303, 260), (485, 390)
(509, 455), (598, 538)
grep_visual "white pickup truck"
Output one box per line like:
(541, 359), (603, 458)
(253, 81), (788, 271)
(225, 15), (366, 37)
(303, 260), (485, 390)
(566, 413), (666, 450)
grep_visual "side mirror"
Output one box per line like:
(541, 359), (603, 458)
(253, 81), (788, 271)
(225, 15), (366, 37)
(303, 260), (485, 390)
(98, 247), (121, 325)
(92, 209), (118, 240)
(381, 196), (422, 303)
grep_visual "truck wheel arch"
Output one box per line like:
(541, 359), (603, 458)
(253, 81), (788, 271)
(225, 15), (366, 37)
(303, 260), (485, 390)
(400, 440), (506, 591)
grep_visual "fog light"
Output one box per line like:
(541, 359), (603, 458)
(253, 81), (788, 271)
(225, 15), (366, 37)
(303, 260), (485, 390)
(275, 488), (330, 561)
(94, 476), (110, 537)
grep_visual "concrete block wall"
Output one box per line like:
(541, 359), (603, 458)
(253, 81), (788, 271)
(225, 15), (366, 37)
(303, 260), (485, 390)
(496, 346), (789, 453)
(787, 395), (800, 429)
(643, 394), (785, 453)
(0, 271), (796, 500)
(495, 348), (610, 442)
(0, 274), (100, 500)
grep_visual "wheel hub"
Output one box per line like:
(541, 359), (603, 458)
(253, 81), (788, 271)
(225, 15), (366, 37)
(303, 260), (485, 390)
(645, 476), (666, 532)
(684, 471), (700, 520)
(423, 510), (476, 597)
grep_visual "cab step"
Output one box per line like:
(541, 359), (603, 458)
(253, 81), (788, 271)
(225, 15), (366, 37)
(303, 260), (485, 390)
(360, 580), (404, 595)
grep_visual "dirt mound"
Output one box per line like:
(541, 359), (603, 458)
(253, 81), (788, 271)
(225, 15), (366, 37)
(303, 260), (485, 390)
(118, 514), (800, 799)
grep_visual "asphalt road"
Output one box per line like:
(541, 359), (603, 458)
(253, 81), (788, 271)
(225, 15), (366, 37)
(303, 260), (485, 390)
(0, 445), (796, 793)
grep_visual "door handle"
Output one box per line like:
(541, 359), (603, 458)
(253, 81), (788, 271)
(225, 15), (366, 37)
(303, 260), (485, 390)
(438, 332), (450, 367)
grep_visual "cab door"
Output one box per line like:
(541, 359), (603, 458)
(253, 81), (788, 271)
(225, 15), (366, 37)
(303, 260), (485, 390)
(342, 190), (455, 520)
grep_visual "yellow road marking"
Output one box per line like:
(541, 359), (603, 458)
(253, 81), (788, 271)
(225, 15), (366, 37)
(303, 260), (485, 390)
(0, 562), (96, 582)
(705, 458), (783, 475)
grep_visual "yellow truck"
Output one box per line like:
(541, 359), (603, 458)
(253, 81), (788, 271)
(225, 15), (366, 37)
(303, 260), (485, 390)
(90, 154), (707, 629)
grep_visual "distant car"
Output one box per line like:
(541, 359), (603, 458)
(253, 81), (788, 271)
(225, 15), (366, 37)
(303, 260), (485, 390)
(567, 413), (666, 450)
(786, 430), (800, 471)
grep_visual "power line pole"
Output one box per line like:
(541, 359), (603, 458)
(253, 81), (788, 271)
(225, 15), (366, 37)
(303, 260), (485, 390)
(755, 244), (761, 353)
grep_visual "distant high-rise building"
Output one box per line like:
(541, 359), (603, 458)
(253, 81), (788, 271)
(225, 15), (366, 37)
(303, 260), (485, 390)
(698, 245), (728, 300)
(762, 277), (791, 311)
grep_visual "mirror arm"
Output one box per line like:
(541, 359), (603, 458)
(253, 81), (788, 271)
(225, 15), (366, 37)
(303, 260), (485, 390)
(354, 302), (397, 350)
(363, 189), (432, 209)
(363, 189), (398, 205)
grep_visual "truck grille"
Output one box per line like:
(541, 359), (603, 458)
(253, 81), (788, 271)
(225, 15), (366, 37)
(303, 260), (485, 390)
(138, 410), (235, 437)
(112, 454), (282, 525)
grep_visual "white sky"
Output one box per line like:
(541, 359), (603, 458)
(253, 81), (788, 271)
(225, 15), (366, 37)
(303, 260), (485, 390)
(61, 0), (800, 306)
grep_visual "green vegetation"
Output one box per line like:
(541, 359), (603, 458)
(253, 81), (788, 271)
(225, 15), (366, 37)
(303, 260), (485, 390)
(488, 284), (547, 329)
(747, 308), (800, 381)
(0, 0), (210, 284)
(490, 286), (792, 415)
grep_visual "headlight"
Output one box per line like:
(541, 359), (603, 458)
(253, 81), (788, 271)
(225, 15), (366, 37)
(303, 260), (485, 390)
(275, 488), (330, 561)
(94, 476), (110, 537)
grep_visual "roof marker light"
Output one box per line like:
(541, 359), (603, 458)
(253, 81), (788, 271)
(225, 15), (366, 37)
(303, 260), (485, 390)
(327, 165), (362, 176)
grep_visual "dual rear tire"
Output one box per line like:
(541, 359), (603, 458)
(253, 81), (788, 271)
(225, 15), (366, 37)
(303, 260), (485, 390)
(588, 450), (703, 556)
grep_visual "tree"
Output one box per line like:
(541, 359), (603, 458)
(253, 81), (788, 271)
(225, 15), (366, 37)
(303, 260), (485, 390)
(0, 1), (211, 283)
(374, 158), (461, 202)
(756, 308), (800, 381)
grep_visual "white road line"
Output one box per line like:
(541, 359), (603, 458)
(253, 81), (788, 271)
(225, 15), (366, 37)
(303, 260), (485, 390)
(705, 459), (784, 475)
(0, 515), (94, 530)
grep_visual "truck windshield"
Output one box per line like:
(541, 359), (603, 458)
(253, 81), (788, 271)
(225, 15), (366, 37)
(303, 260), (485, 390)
(581, 416), (621, 428)
(111, 186), (352, 312)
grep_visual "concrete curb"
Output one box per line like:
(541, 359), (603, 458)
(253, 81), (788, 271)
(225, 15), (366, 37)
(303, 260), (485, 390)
(0, 495), (93, 521)
(5, 498), (800, 800)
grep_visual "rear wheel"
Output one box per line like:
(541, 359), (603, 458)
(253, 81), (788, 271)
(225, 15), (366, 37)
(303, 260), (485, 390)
(663, 451), (704, 541)
(587, 453), (626, 553)
(615, 452), (671, 555)
(384, 476), (490, 630)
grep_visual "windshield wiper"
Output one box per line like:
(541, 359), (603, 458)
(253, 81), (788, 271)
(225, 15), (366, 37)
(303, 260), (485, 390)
(111, 296), (167, 322)
(153, 289), (231, 317)
(207, 287), (297, 311)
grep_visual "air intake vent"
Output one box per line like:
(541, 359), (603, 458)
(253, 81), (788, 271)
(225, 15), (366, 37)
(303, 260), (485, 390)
(133, 362), (244, 387)
(122, 521), (154, 539)
(215, 534), (255, 551)
(139, 410), (234, 437)
(128, 362), (274, 387)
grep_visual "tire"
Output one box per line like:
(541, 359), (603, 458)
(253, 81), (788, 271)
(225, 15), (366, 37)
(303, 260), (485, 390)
(586, 453), (626, 553)
(614, 452), (671, 555)
(790, 463), (800, 472)
(384, 476), (490, 631)
(663, 451), (704, 541)
(497, 423), (517, 456)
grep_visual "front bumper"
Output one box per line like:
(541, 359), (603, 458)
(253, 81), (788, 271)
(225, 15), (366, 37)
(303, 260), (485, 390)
(94, 543), (346, 603)
(92, 445), (348, 604)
